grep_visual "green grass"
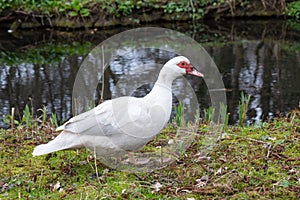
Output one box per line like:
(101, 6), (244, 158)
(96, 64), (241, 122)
(1, 0), (294, 22)
(0, 110), (300, 199)
(238, 92), (251, 125)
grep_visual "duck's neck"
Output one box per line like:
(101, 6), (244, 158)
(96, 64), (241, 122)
(145, 67), (176, 101)
(155, 66), (177, 89)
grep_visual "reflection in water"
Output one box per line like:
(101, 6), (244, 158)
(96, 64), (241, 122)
(0, 56), (79, 126)
(0, 20), (300, 127)
(210, 41), (300, 124)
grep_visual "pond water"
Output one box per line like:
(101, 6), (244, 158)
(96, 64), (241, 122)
(0, 20), (300, 128)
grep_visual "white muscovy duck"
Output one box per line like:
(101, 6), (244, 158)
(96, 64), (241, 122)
(32, 56), (203, 157)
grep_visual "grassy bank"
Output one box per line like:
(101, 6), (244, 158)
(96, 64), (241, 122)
(0, 108), (299, 199)
(0, 0), (299, 29)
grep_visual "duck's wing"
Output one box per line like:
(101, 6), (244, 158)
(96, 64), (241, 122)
(56, 100), (118, 136)
(109, 96), (169, 139)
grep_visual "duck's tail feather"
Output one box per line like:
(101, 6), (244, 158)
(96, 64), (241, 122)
(32, 131), (84, 156)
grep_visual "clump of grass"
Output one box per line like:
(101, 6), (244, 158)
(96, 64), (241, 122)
(38, 106), (47, 126)
(173, 101), (185, 126)
(3, 104), (59, 130)
(238, 92), (251, 126)
(3, 108), (19, 128)
(50, 113), (58, 128)
(219, 102), (229, 129)
(202, 103), (229, 129)
(203, 106), (215, 123)
(22, 104), (33, 129)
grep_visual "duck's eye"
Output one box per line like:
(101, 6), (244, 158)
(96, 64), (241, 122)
(177, 61), (189, 69)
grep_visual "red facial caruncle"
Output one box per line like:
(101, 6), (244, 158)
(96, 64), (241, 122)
(176, 61), (193, 73)
(177, 61), (204, 77)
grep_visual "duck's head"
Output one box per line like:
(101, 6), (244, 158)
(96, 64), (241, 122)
(164, 56), (204, 78)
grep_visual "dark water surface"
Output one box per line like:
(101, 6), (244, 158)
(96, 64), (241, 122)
(1, 20), (300, 127)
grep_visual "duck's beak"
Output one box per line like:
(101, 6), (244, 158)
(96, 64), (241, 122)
(188, 67), (204, 77)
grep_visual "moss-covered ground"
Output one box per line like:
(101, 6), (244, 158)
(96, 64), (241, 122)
(1, 111), (299, 199)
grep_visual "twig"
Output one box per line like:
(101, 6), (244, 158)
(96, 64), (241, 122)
(15, 10), (31, 15)
(227, 133), (270, 145)
(38, 169), (44, 189)
(11, 107), (15, 131)
(266, 144), (272, 158)
(0, 12), (14, 22)
(261, 0), (266, 10)
(94, 146), (102, 185)
(100, 45), (105, 104)
(213, 169), (237, 183)
(133, 173), (144, 181)
(199, 163), (209, 172)
(189, 0), (195, 20)
(287, 156), (300, 161)
(272, 152), (282, 159)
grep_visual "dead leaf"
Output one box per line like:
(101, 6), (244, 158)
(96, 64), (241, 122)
(52, 181), (60, 192)
(152, 182), (162, 193)
(121, 189), (126, 194)
(215, 167), (222, 175)
(195, 175), (209, 188)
